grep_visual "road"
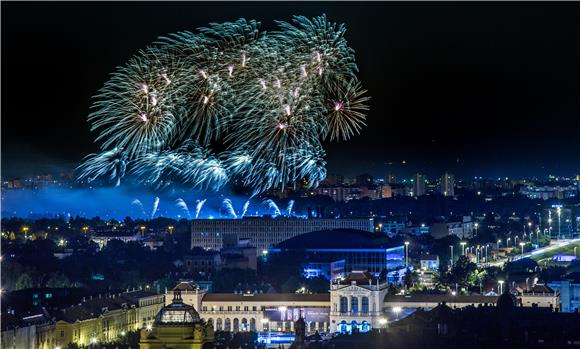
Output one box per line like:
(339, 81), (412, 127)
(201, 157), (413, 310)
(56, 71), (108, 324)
(482, 238), (580, 267)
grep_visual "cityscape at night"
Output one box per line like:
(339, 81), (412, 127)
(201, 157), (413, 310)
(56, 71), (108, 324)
(2, 2), (580, 349)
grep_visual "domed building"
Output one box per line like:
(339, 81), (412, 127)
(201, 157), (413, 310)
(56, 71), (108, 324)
(140, 290), (214, 349)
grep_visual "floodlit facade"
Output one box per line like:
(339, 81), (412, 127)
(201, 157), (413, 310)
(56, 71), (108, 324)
(330, 271), (388, 333)
(191, 218), (374, 252)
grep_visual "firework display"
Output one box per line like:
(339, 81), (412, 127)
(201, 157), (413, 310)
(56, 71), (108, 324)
(78, 14), (370, 193)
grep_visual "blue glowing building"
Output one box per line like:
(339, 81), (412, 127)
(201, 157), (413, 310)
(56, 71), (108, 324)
(271, 229), (405, 276)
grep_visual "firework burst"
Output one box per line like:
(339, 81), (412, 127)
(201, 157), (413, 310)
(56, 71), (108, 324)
(77, 14), (370, 193)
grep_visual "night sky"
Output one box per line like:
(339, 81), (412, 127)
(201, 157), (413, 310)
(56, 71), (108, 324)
(2, 2), (579, 179)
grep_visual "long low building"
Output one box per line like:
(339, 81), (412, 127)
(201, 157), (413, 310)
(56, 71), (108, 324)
(168, 274), (510, 335)
(191, 218), (375, 252)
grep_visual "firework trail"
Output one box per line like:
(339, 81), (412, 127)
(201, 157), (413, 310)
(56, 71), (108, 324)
(195, 199), (206, 219)
(286, 200), (295, 216)
(131, 199), (147, 217)
(151, 197), (160, 218)
(77, 15), (369, 193)
(264, 199), (281, 217)
(241, 200), (250, 218)
(175, 198), (191, 218)
(222, 198), (238, 219)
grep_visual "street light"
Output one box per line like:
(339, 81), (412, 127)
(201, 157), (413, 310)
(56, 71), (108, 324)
(519, 242), (525, 259)
(460, 242), (467, 255)
(378, 318), (387, 333)
(168, 225), (174, 234)
(474, 222), (479, 237)
(557, 207), (561, 241)
(497, 239), (501, 249)
(449, 245), (454, 266)
(498, 280), (504, 294)
(404, 241), (410, 267)
(392, 307), (402, 320)
(507, 238), (511, 248)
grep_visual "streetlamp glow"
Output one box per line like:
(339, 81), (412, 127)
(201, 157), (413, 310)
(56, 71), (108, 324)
(498, 280), (504, 294)
(392, 307), (402, 320)
(278, 306), (287, 312)
(460, 242), (467, 255)
(519, 242), (525, 259)
(404, 241), (410, 267)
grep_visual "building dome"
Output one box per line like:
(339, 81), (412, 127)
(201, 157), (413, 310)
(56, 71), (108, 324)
(154, 290), (201, 325)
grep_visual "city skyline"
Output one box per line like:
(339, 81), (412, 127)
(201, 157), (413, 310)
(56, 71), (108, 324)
(2, 2), (579, 180)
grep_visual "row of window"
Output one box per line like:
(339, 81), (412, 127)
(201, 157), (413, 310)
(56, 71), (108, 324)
(339, 296), (370, 313)
(202, 305), (263, 312)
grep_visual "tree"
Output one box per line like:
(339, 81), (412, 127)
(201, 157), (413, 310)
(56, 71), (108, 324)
(403, 269), (419, 290)
(16, 273), (34, 290)
(45, 272), (72, 288)
(281, 275), (303, 293)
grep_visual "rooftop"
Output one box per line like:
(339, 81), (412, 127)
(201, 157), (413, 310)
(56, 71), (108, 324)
(202, 293), (330, 303)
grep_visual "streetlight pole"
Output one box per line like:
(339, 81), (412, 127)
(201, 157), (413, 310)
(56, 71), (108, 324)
(404, 241), (410, 268)
(460, 242), (466, 256)
(519, 242), (525, 259)
(557, 207), (561, 241)
(450, 245), (454, 266)
(498, 280), (504, 294)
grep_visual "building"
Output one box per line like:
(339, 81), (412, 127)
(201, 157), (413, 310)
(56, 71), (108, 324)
(419, 254), (440, 271)
(184, 251), (222, 275)
(330, 271), (388, 333)
(166, 285), (330, 334)
(38, 290), (165, 349)
(303, 259), (346, 280)
(382, 294), (580, 349)
(273, 229), (405, 274)
(1, 313), (40, 349)
(441, 172), (455, 197)
(90, 230), (141, 249)
(379, 184), (392, 199)
(413, 174), (426, 197)
(519, 284), (559, 308)
(162, 272), (553, 337)
(430, 222), (466, 239)
(140, 291), (214, 349)
(548, 280), (580, 312)
(315, 186), (363, 202)
(384, 172), (397, 185)
(191, 218), (374, 252)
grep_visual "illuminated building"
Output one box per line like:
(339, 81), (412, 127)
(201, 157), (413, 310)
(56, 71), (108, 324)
(419, 254), (439, 271)
(35, 290), (164, 349)
(164, 274), (539, 337)
(90, 230), (141, 249)
(330, 271), (388, 334)
(548, 280), (580, 312)
(380, 184), (392, 198)
(191, 218), (374, 252)
(440, 172), (455, 197)
(315, 185), (363, 202)
(166, 283), (330, 334)
(413, 173), (426, 197)
(518, 284), (559, 308)
(272, 229), (405, 274)
(140, 291), (214, 349)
